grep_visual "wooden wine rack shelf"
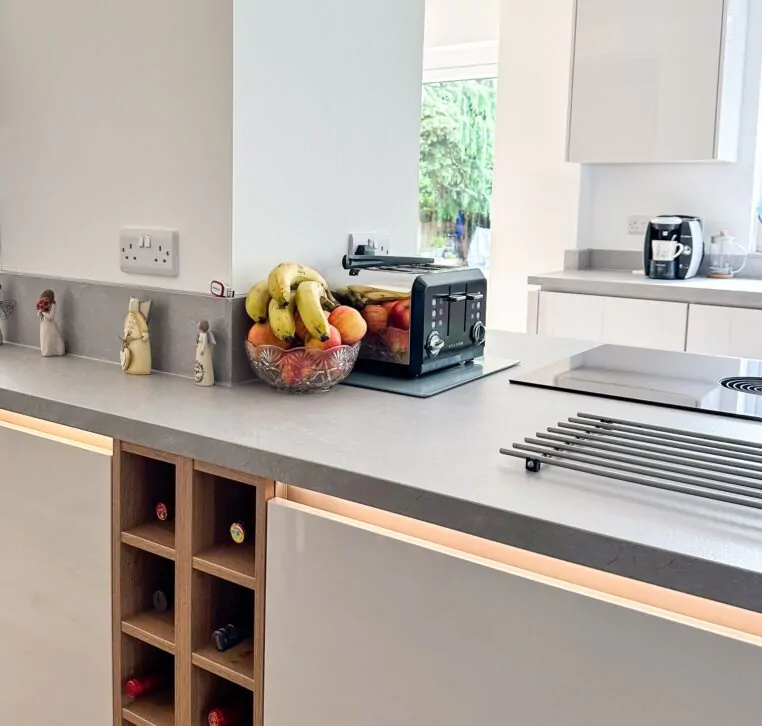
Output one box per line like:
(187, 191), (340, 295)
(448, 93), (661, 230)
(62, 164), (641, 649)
(113, 441), (274, 726)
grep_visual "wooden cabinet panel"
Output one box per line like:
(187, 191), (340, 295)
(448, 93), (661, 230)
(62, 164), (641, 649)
(264, 500), (762, 726)
(687, 304), (762, 358)
(0, 421), (112, 725)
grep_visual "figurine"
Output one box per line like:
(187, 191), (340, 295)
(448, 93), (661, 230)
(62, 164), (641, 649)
(194, 319), (216, 387)
(36, 290), (66, 357)
(121, 298), (152, 375)
(0, 285), (16, 346)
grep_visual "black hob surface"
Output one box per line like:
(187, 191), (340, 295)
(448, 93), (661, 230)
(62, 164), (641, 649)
(510, 344), (762, 423)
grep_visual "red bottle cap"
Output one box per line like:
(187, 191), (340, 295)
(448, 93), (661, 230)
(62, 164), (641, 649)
(125, 674), (162, 700)
(156, 502), (169, 521)
(208, 706), (246, 726)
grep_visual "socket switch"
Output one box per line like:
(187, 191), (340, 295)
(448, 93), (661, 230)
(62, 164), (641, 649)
(120, 228), (179, 277)
(627, 215), (651, 236)
(348, 231), (392, 257)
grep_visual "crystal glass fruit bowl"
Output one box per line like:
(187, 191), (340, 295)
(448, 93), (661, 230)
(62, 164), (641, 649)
(245, 341), (361, 393)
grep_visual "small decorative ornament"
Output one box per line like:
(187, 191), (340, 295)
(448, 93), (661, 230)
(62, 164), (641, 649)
(194, 319), (216, 386)
(121, 298), (152, 375)
(36, 290), (65, 357)
(0, 285), (17, 346)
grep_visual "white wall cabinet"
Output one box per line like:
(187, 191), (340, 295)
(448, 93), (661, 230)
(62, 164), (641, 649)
(687, 304), (762, 358)
(0, 415), (112, 725)
(567, 0), (748, 163)
(537, 292), (687, 351)
(264, 499), (762, 726)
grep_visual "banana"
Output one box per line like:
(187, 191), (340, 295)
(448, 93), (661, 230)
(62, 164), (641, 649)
(295, 281), (330, 342)
(268, 263), (328, 307)
(245, 280), (271, 323)
(268, 298), (297, 342)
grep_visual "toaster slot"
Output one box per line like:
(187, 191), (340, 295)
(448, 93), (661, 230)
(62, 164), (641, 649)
(446, 290), (468, 337)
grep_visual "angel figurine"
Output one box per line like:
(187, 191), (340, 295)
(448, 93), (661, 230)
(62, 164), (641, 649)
(121, 298), (152, 375)
(0, 285), (16, 346)
(194, 320), (216, 387)
(36, 290), (66, 357)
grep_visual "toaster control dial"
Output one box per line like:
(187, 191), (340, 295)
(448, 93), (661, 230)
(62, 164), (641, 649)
(471, 320), (487, 346)
(425, 331), (445, 358)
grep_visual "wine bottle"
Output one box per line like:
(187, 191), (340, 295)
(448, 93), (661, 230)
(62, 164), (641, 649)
(212, 623), (248, 652)
(152, 587), (173, 613)
(229, 521), (250, 544)
(125, 673), (164, 700)
(155, 500), (174, 522)
(208, 705), (248, 726)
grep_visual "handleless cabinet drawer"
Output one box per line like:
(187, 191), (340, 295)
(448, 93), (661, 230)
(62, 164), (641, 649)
(687, 304), (762, 358)
(265, 498), (762, 726)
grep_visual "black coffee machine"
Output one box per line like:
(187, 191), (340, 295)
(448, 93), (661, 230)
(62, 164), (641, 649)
(643, 216), (704, 280)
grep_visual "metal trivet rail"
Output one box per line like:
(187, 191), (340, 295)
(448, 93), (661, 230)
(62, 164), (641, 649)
(500, 413), (762, 510)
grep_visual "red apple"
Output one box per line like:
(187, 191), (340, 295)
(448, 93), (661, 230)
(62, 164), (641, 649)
(329, 306), (367, 345)
(389, 300), (411, 331)
(305, 325), (343, 350)
(361, 305), (389, 334)
(248, 322), (291, 350)
(381, 301), (398, 313)
(293, 312), (309, 343)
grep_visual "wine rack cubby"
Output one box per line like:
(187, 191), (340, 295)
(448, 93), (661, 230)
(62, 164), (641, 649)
(113, 442), (274, 726)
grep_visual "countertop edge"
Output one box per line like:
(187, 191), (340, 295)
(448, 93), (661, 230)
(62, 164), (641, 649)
(2, 385), (759, 612)
(529, 272), (762, 309)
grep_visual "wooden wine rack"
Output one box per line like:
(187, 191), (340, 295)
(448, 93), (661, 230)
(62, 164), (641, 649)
(112, 441), (274, 726)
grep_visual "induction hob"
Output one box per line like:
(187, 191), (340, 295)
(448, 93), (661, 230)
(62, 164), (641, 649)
(510, 344), (762, 423)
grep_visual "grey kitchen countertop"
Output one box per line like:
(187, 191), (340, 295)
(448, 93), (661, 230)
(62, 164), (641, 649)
(529, 269), (762, 309)
(1, 332), (762, 610)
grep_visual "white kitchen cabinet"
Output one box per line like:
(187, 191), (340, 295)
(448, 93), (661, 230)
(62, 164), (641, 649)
(601, 296), (687, 351)
(0, 413), (112, 725)
(567, 0), (748, 163)
(687, 304), (762, 358)
(537, 291), (605, 341)
(265, 499), (762, 726)
(537, 292), (687, 351)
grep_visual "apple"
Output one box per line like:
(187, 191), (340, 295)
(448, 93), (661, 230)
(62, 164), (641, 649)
(381, 301), (398, 313)
(248, 322), (291, 350)
(305, 325), (343, 350)
(279, 350), (313, 386)
(329, 306), (367, 345)
(293, 312), (309, 343)
(379, 327), (409, 360)
(361, 304), (389, 334)
(389, 299), (411, 331)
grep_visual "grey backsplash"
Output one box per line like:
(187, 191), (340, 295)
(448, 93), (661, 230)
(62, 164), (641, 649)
(0, 272), (252, 385)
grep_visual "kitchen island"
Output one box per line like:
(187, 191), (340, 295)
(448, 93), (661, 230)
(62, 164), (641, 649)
(1, 332), (762, 725)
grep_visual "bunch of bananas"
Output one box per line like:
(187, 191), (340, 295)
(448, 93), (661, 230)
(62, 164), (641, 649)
(336, 284), (410, 309)
(245, 263), (338, 343)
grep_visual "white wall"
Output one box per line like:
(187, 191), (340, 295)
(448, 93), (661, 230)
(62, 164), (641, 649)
(232, 0), (425, 291)
(423, 0), (500, 81)
(424, 0), (501, 48)
(581, 2), (762, 250)
(0, 0), (233, 292)
(489, 0), (582, 331)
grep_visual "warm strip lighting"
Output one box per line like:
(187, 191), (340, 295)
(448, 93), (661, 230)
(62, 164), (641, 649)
(0, 409), (112, 455)
(282, 485), (762, 643)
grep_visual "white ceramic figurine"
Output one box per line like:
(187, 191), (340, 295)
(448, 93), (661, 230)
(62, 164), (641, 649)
(121, 298), (152, 375)
(0, 285), (16, 346)
(36, 290), (66, 357)
(194, 319), (216, 387)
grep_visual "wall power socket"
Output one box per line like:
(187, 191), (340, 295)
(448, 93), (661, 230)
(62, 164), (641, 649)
(348, 231), (392, 257)
(627, 215), (651, 236)
(120, 229), (179, 277)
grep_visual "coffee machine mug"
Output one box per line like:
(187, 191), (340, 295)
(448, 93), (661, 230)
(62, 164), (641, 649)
(652, 239), (685, 261)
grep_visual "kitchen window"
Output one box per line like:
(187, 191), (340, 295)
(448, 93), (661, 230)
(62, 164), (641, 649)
(417, 76), (497, 269)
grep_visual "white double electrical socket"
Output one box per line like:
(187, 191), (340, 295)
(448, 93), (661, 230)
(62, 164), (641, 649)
(627, 215), (651, 236)
(120, 228), (179, 277)
(348, 231), (392, 257)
